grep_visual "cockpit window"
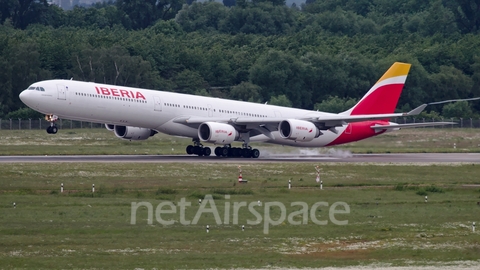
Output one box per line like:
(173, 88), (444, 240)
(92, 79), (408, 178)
(29, 86), (45, 91)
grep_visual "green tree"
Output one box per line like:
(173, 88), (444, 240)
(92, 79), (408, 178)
(65, 4), (122, 28)
(442, 101), (475, 118)
(116, 0), (184, 30)
(314, 96), (358, 113)
(5, 107), (42, 119)
(223, 0), (236, 7)
(173, 69), (207, 94)
(0, 0), (51, 29)
(229, 81), (261, 102)
(250, 50), (309, 108)
(69, 45), (159, 88)
(444, 0), (480, 33)
(219, 3), (297, 35)
(175, 2), (228, 32)
(421, 0), (458, 36)
(426, 65), (473, 101)
(269, 94), (292, 107)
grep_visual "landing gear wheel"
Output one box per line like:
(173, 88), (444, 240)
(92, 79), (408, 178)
(221, 147), (229, 157)
(232, 148), (240, 157)
(193, 146), (203, 156)
(46, 126), (58, 134)
(186, 145), (194, 155)
(203, 147), (211, 156)
(214, 147), (222, 157)
(251, 149), (260, 158)
(45, 115), (59, 134)
(241, 148), (251, 158)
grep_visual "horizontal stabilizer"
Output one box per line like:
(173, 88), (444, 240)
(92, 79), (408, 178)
(371, 122), (457, 130)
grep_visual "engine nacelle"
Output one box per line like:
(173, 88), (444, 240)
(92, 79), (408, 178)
(114, 125), (156, 140)
(198, 122), (238, 144)
(278, 119), (320, 142)
(105, 124), (115, 131)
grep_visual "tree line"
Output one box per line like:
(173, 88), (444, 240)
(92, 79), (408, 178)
(1, 0), (480, 119)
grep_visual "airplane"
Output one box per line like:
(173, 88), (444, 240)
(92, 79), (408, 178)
(19, 62), (454, 158)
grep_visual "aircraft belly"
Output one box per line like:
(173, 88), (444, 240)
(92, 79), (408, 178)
(252, 127), (347, 147)
(156, 121), (198, 138)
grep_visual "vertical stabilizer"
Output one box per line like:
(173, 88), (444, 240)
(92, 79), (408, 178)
(342, 62), (411, 115)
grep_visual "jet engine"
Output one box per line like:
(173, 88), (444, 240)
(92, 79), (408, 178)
(114, 125), (157, 140)
(198, 122), (238, 144)
(105, 124), (115, 131)
(278, 119), (320, 142)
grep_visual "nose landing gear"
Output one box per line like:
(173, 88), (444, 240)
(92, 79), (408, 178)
(45, 115), (58, 134)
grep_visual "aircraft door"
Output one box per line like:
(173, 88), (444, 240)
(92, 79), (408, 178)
(57, 85), (66, 100)
(153, 96), (162, 112)
(208, 104), (213, 117)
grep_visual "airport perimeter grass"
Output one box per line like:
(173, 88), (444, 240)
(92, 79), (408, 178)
(1, 162), (480, 269)
(0, 127), (480, 155)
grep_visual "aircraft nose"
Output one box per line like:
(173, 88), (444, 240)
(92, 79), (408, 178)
(19, 90), (33, 106)
(19, 90), (28, 103)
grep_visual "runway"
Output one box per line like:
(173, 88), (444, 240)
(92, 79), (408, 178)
(0, 153), (479, 163)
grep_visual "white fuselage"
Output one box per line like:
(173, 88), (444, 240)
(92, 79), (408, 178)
(19, 79), (367, 147)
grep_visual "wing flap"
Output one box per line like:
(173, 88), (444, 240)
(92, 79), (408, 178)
(371, 122), (457, 130)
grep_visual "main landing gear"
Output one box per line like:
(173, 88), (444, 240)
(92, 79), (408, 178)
(185, 141), (260, 158)
(213, 146), (260, 158)
(45, 114), (58, 134)
(185, 139), (211, 156)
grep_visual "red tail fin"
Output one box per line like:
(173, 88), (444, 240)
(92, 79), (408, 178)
(342, 62), (411, 115)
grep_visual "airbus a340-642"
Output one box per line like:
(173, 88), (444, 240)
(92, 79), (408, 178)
(19, 62), (452, 158)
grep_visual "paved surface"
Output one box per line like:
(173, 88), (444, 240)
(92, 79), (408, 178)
(0, 153), (479, 163)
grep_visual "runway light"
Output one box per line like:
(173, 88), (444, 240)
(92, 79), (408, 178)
(315, 166), (322, 189)
(238, 166), (247, 183)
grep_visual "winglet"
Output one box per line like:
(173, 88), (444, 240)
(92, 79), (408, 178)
(405, 104), (427, 116)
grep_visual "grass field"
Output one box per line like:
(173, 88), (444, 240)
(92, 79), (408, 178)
(1, 162), (480, 269)
(1, 128), (480, 269)
(0, 127), (480, 155)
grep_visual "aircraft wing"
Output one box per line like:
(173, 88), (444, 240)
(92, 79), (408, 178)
(174, 104), (429, 128)
(371, 122), (457, 130)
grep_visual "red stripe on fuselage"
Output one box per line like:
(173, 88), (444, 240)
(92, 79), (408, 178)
(326, 121), (389, 146)
(351, 84), (404, 115)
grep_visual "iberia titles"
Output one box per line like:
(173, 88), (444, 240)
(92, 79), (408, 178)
(95, 86), (146, 100)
